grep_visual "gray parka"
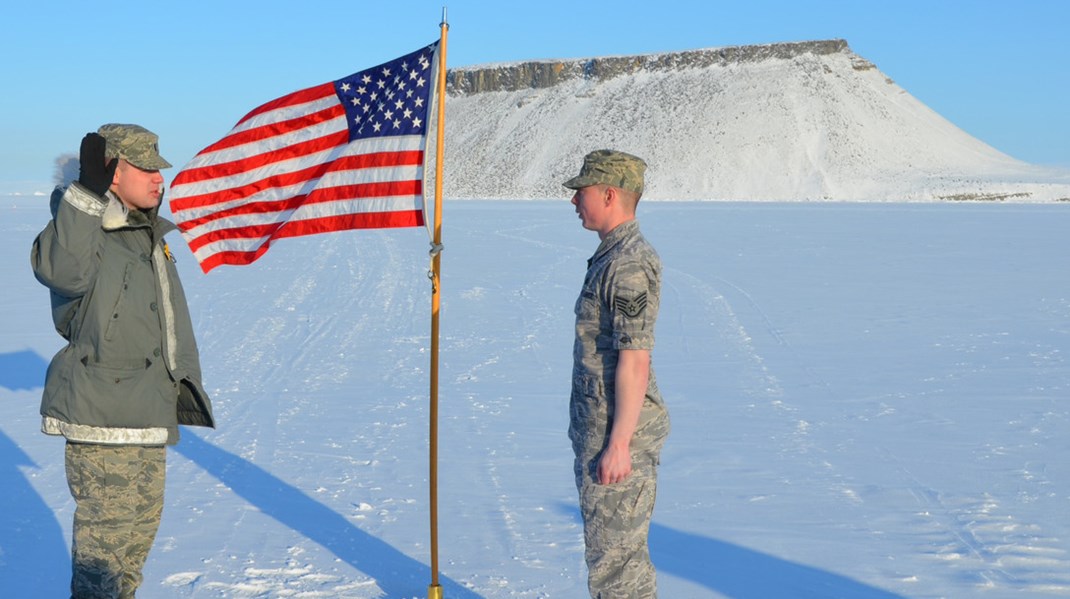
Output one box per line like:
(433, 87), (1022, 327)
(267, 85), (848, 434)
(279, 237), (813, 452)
(31, 182), (214, 445)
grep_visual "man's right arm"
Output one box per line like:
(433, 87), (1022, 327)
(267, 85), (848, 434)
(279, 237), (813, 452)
(31, 184), (106, 297)
(31, 133), (116, 296)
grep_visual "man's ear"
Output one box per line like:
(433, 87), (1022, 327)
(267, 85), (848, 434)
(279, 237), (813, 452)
(604, 185), (616, 205)
(110, 159), (123, 188)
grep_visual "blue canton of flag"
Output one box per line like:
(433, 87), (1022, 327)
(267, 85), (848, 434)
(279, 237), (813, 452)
(335, 42), (438, 142)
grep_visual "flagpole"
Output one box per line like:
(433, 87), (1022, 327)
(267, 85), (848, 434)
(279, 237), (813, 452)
(428, 8), (448, 599)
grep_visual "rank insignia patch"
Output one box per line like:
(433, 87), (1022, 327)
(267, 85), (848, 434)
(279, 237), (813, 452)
(614, 292), (648, 318)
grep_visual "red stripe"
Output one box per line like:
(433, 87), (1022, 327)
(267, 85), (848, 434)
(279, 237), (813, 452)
(170, 130), (350, 192)
(196, 210), (425, 273)
(171, 150), (423, 213)
(235, 82), (337, 126)
(197, 103), (345, 156)
(180, 179), (423, 247)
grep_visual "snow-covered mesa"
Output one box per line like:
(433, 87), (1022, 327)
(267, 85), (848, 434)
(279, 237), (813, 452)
(442, 39), (1070, 202)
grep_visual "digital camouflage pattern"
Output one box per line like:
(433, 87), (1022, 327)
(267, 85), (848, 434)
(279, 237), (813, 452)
(578, 460), (660, 598)
(570, 219), (670, 598)
(569, 219), (669, 459)
(563, 149), (647, 195)
(66, 443), (165, 598)
(97, 123), (172, 170)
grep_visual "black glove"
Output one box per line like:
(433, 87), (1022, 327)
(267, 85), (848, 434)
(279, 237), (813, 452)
(78, 132), (119, 198)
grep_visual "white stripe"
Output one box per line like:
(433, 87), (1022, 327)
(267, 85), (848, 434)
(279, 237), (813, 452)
(189, 195), (423, 261)
(187, 192), (424, 241)
(230, 93), (339, 135)
(173, 113), (347, 178)
(173, 145), (341, 208)
(170, 135), (426, 211)
(174, 162), (424, 226)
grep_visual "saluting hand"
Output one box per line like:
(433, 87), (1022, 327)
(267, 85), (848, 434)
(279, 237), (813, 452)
(78, 133), (118, 198)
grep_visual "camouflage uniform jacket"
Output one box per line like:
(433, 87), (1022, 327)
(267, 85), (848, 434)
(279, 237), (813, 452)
(570, 219), (669, 460)
(31, 183), (215, 445)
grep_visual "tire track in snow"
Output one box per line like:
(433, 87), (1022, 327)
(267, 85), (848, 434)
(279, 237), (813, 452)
(431, 219), (587, 595)
(676, 264), (1070, 594)
(169, 231), (435, 597)
(885, 450), (1070, 595)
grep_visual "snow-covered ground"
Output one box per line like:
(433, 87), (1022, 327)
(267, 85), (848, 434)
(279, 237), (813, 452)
(2, 195), (1069, 598)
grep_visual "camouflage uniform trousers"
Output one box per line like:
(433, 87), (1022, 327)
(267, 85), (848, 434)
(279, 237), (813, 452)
(575, 447), (663, 599)
(65, 442), (166, 599)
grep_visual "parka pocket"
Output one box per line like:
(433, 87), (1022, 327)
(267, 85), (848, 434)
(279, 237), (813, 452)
(73, 358), (172, 428)
(102, 262), (134, 343)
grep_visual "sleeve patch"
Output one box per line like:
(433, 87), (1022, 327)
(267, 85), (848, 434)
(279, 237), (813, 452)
(614, 292), (648, 318)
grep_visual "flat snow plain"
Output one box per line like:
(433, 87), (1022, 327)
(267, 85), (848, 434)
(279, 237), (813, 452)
(2, 197), (1068, 598)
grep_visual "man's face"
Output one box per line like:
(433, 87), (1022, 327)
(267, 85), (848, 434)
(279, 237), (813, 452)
(112, 160), (165, 210)
(570, 185), (609, 234)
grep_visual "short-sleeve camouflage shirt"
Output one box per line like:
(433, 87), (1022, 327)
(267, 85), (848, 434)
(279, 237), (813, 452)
(570, 220), (668, 456)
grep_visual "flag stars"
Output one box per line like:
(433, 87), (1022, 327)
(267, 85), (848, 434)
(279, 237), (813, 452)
(337, 42), (437, 140)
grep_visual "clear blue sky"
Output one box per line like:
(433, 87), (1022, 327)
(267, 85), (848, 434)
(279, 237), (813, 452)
(2, 0), (1067, 194)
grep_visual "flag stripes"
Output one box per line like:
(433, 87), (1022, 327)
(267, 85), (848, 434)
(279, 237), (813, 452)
(169, 42), (438, 272)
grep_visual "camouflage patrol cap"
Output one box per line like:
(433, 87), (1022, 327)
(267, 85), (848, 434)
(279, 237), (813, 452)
(563, 149), (646, 195)
(97, 123), (172, 170)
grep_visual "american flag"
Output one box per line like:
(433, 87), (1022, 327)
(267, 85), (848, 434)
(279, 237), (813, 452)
(169, 42), (439, 273)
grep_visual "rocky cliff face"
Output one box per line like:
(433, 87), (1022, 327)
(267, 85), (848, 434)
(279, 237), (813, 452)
(436, 40), (1069, 201)
(448, 40), (859, 94)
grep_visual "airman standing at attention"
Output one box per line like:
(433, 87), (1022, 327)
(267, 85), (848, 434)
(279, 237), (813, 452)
(563, 149), (670, 598)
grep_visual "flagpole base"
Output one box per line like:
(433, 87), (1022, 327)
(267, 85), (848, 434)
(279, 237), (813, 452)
(428, 583), (443, 599)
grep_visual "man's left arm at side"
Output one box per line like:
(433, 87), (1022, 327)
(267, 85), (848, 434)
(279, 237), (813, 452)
(598, 348), (651, 485)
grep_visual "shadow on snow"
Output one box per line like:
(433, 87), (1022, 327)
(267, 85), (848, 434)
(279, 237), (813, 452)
(175, 432), (483, 598)
(650, 521), (907, 599)
(0, 349), (48, 391)
(0, 427), (70, 594)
